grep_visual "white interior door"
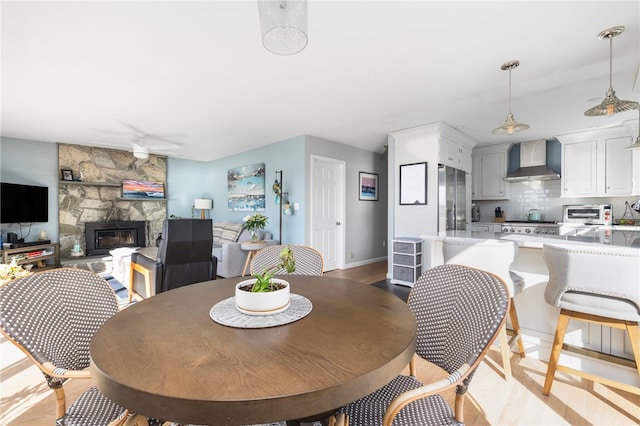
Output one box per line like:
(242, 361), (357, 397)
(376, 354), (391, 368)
(310, 156), (345, 272)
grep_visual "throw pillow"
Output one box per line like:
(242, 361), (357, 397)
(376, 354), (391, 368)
(212, 222), (225, 243)
(219, 222), (243, 244)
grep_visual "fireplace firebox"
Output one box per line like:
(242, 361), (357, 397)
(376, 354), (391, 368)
(85, 221), (146, 256)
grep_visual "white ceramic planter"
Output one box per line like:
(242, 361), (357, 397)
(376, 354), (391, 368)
(235, 278), (290, 315)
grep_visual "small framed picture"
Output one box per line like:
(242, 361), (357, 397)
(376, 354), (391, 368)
(359, 172), (379, 201)
(61, 168), (74, 181)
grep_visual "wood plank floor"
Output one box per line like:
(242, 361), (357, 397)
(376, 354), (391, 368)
(2, 262), (639, 425)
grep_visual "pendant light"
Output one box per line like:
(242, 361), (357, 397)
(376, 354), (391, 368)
(493, 60), (529, 135)
(257, 0), (308, 56)
(584, 26), (639, 116)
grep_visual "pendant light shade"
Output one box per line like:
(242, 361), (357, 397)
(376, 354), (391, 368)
(258, 0), (308, 56)
(493, 60), (529, 135)
(584, 26), (639, 117)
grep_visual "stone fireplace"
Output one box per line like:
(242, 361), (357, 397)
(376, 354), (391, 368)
(58, 144), (167, 258)
(85, 221), (146, 256)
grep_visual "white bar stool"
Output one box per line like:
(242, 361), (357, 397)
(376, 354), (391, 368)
(542, 243), (640, 395)
(442, 237), (526, 381)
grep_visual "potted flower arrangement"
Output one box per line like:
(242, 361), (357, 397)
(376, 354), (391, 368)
(235, 245), (296, 315)
(243, 212), (268, 243)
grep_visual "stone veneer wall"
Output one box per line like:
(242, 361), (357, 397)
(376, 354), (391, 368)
(58, 144), (167, 258)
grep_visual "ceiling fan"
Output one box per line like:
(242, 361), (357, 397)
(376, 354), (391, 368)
(91, 123), (182, 159)
(129, 134), (180, 159)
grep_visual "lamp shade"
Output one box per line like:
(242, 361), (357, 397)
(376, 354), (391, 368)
(584, 26), (638, 117)
(194, 198), (213, 210)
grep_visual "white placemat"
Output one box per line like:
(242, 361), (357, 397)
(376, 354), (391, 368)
(209, 293), (312, 328)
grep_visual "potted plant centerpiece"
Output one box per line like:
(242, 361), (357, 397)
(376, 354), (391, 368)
(235, 245), (296, 315)
(243, 212), (268, 243)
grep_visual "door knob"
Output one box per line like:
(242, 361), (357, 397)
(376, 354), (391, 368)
(336, 221), (341, 226)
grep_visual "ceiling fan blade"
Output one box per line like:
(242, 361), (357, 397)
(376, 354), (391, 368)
(143, 143), (181, 149)
(89, 140), (131, 149)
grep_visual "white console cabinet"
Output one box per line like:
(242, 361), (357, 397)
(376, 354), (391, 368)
(391, 237), (423, 287)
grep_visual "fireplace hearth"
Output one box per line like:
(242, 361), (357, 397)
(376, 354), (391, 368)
(85, 221), (146, 256)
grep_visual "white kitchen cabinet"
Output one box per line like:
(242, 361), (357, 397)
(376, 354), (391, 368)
(558, 127), (636, 197)
(471, 143), (509, 200)
(561, 139), (598, 197)
(440, 138), (472, 172)
(471, 223), (502, 233)
(604, 135), (633, 195)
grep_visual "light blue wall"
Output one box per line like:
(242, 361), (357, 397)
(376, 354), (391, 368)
(0, 137), (59, 242)
(206, 136), (306, 244)
(166, 157), (212, 219)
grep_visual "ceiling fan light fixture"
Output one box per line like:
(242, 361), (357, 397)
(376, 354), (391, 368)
(258, 0), (308, 56)
(133, 144), (149, 159)
(493, 60), (529, 135)
(584, 26), (639, 117)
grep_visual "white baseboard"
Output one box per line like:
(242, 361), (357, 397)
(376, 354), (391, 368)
(343, 256), (387, 269)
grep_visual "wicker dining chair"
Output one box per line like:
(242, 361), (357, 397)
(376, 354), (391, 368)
(331, 264), (510, 426)
(250, 245), (324, 276)
(0, 268), (144, 426)
(442, 237), (526, 380)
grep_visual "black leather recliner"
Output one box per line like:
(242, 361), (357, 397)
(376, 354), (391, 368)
(129, 219), (217, 300)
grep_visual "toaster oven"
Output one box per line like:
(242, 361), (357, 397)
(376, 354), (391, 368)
(563, 204), (612, 226)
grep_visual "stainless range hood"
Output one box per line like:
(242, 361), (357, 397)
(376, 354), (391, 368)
(504, 139), (561, 182)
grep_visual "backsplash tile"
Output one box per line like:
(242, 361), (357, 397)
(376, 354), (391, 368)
(473, 180), (637, 223)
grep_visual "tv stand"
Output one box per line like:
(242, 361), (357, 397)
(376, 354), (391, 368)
(1, 242), (59, 272)
(11, 240), (51, 248)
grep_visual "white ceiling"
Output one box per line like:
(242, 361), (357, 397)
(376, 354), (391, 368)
(2, 1), (639, 162)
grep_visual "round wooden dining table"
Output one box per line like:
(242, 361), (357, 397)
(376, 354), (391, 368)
(90, 276), (417, 426)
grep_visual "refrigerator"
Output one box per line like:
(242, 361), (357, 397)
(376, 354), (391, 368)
(438, 164), (467, 231)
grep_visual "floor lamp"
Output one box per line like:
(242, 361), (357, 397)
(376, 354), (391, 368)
(273, 171), (288, 244)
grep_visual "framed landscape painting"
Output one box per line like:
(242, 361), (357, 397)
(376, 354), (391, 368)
(359, 172), (379, 201)
(227, 163), (265, 211)
(122, 179), (165, 199)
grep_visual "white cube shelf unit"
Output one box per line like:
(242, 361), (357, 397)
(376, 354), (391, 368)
(391, 237), (423, 287)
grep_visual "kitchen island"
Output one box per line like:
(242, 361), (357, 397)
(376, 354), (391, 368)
(419, 229), (640, 390)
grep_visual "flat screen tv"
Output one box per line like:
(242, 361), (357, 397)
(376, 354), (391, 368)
(0, 182), (49, 224)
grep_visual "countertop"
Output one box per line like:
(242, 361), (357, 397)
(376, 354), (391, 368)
(424, 229), (640, 249)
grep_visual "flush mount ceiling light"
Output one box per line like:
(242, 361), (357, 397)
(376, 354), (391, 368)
(585, 26), (639, 117)
(257, 0), (308, 56)
(493, 60), (530, 135)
